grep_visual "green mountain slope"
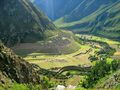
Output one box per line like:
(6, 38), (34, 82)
(0, 0), (80, 55)
(0, 0), (56, 47)
(33, 0), (83, 20)
(62, 0), (110, 22)
(33, 0), (120, 41)
(34, 0), (117, 21)
(55, 0), (120, 41)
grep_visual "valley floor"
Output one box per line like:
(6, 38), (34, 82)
(24, 45), (92, 69)
(24, 34), (120, 69)
(12, 33), (120, 89)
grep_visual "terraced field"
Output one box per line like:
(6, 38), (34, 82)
(12, 33), (120, 86)
(24, 45), (94, 69)
(12, 33), (120, 70)
(23, 38), (102, 69)
(13, 33), (120, 70)
(76, 34), (120, 60)
(12, 30), (80, 56)
(24, 34), (120, 69)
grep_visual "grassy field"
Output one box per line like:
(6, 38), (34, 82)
(12, 30), (101, 69)
(13, 33), (120, 86)
(54, 2), (120, 41)
(24, 45), (95, 69)
(76, 34), (120, 57)
(75, 34), (120, 45)
(12, 30), (80, 56)
(13, 33), (120, 70)
(21, 34), (120, 69)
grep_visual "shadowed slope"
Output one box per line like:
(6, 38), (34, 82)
(0, 42), (40, 84)
(0, 0), (56, 47)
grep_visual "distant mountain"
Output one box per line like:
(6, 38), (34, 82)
(33, 0), (115, 21)
(33, 0), (83, 20)
(34, 0), (120, 41)
(63, 0), (111, 22)
(55, 0), (120, 41)
(0, 0), (56, 47)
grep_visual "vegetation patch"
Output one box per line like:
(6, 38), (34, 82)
(12, 30), (80, 56)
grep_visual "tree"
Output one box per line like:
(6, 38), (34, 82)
(111, 60), (119, 71)
(82, 60), (111, 88)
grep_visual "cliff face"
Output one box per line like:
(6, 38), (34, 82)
(0, 42), (40, 83)
(0, 0), (56, 46)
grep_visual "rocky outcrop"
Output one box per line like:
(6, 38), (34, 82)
(0, 43), (40, 83)
(0, 71), (12, 85)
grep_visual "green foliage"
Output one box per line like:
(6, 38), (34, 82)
(55, 1), (120, 41)
(10, 83), (28, 90)
(1, 83), (43, 90)
(41, 76), (56, 89)
(115, 84), (120, 90)
(0, 83), (43, 90)
(111, 60), (120, 71)
(26, 84), (43, 90)
(82, 59), (120, 88)
(97, 46), (116, 56)
(89, 55), (98, 62)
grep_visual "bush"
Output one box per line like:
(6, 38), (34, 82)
(111, 60), (120, 71)
(41, 76), (55, 89)
(82, 59), (120, 88)
(89, 55), (98, 62)
(82, 60), (111, 88)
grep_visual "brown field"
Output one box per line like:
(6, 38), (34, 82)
(12, 30), (80, 56)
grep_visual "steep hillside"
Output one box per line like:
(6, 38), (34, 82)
(33, 0), (83, 20)
(0, 42), (40, 84)
(63, 0), (111, 22)
(0, 0), (56, 47)
(33, 0), (116, 21)
(34, 0), (120, 41)
(0, 0), (81, 55)
(55, 0), (120, 41)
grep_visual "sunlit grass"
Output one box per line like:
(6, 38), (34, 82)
(23, 34), (120, 69)
(76, 34), (120, 45)
(24, 45), (93, 69)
